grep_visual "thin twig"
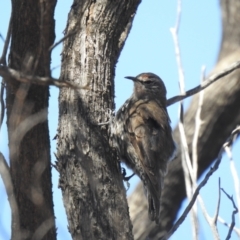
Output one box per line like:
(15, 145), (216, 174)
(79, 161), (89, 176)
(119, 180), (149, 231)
(218, 216), (240, 237)
(198, 179), (220, 240)
(0, 80), (5, 131)
(0, 11), (12, 65)
(49, 31), (76, 51)
(160, 125), (240, 240)
(170, 0), (185, 93)
(224, 142), (240, 227)
(167, 60), (240, 106)
(220, 188), (238, 240)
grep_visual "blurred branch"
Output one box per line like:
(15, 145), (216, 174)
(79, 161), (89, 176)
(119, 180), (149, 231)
(191, 67), (206, 239)
(0, 80), (5, 131)
(167, 60), (240, 106)
(160, 125), (240, 240)
(171, 0), (198, 238)
(198, 178), (221, 240)
(10, 108), (48, 158)
(0, 152), (20, 236)
(220, 188), (238, 240)
(32, 1), (45, 73)
(32, 217), (55, 239)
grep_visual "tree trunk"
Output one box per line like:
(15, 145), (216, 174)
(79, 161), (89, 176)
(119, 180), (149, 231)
(57, 1), (141, 239)
(128, 0), (240, 239)
(6, 0), (57, 239)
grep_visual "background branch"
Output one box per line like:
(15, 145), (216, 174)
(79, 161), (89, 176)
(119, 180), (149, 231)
(160, 126), (240, 240)
(0, 152), (20, 239)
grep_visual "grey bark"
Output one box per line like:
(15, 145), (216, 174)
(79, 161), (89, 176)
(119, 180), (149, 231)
(6, 0), (57, 239)
(128, 0), (240, 239)
(56, 1), (141, 239)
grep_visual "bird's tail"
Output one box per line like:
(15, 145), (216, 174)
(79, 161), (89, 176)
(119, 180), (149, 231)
(145, 170), (164, 224)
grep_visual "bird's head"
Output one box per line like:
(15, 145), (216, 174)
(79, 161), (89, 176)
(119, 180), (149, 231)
(125, 72), (167, 99)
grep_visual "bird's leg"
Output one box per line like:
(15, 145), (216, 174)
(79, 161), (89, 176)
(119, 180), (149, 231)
(121, 167), (135, 181)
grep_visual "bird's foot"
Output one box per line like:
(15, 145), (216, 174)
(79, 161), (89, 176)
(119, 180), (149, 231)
(97, 109), (115, 126)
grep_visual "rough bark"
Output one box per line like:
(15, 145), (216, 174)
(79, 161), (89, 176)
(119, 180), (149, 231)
(6, 0), (57, 239)
(128, 0), (240, 239)
(57, 1), (141, 239)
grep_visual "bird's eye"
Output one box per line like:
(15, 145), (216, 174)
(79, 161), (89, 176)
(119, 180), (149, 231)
(144, 80), (152, 84)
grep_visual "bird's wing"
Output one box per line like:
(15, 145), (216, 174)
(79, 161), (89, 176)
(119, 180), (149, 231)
(128, 100), (170, 169)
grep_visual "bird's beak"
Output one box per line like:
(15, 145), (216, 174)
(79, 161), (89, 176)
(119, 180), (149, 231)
(125, 76), (138, 82)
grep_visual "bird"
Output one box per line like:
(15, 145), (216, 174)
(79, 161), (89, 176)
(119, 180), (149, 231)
(111, 72), (176, 224)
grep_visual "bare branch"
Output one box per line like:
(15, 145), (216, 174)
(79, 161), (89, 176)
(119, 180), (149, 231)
(171, 0), (198, 238)
(0, 65), (79, 88)
(224, 142), (240, 226)
(192, 66), (205, 186)
(160, 125), (240, 240)
(221, 188), (239, 240)
(167, 60), (240, 106)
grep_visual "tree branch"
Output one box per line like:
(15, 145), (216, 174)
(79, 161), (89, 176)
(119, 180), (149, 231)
(167, 60), (240, 106)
